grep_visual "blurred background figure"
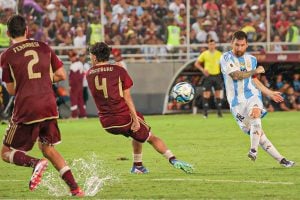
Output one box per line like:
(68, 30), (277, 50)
(68, 51), (86, 119)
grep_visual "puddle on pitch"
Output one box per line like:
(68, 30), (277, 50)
(40, 153), (119, 197)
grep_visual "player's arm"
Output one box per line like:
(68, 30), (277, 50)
(194, 59), (208, 76)
(229, 66), (265, 80)
(252, 77), (284, 103)
(53, 67), (66, 82)
(5, 82), (15, 96)
(123, 88), (140, 132)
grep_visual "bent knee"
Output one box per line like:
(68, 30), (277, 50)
(250, 107), (261, 119)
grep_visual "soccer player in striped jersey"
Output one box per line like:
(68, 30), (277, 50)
(220, 31), (294, 167)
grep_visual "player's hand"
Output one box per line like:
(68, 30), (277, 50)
(255, 66), (265, 74)
(270, 91), (284, 103)
(203, 69), (209, 77)
(131, 121), (141, 132)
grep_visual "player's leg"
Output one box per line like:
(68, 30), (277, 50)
(38, 119), (84, 196)
(147, 134), (193, 173)
(202, 91), (211, 118)
(1, 121), (48, 191)
(248, 107), (263, 161)
(39, 143), (83, 196)
(130, 139), (149, 174)
(259, 131), (295, 167)
(213, 75), (224, 117)
(129, 113), (193, 173)
(214, 90), (223, 117)
(202, 78), (211, 118)
(70, 87), (79, 118)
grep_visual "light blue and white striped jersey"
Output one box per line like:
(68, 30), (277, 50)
(220, 50), (262, 108)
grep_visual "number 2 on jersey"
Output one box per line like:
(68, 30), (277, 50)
(24, 50), (41, 79)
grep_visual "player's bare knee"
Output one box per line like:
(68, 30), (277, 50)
(250, 108), (261, 119)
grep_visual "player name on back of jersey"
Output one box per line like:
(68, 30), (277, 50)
(13, 41), (40, 53)
(89, 66), (114, 74)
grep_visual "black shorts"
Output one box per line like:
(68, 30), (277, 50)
(202, 74), (223, 91)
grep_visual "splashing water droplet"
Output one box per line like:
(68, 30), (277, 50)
(40, 153), (118, 197)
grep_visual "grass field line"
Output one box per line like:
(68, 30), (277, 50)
(148, 178), (294, 185)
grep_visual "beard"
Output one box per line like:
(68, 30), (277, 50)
(235, 50), (245, 57)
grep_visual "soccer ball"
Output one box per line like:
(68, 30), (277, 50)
(171, 82), (195, 103)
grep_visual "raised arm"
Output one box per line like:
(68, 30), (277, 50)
(252, 78), (284, 103)
(229, 66), (265, 80)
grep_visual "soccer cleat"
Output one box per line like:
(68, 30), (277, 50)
(280, 158), (295, 168)
(71, 187), (85, 197)
(29, 158), (48, 191)
(248, 149), (257, 161)
(130, 165), (149, 174)
(170, 159), (193, 173)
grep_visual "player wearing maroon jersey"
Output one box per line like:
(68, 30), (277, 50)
(87, 42), (193, 174)
(0, 15), (84, 196)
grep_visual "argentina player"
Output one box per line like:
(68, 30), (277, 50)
(220, 31), (294, 167)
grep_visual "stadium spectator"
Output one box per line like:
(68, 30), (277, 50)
(285, 17), (299, 50)
(194, 39), (223, 118)
(220, 30), (295, 167)
(0, 15), (84, 196)
(166, 18), (181, 53)
(270, 34), (285, 51)
(73, 26), (86, 53)
(78, 52), (90, 106)
(277, 86), (299, 111)
(196, 19), (219, 43)
(86, 16), (102, 45)
(273, 73), (290, 93)
(86, 42), (193, 174)
(169, 0), (185, 16)
(0, 16), (10, 48)
(68, 51), (86, 119)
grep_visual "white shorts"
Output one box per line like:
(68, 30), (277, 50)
(230, 95), (267, 135)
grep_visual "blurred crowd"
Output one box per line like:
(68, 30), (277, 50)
(0, 0), (299, 54)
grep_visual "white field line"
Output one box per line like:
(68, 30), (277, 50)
(0, 178), (294, 185)
(149, 178), (294, 185)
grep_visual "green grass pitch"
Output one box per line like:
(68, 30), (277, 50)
(0, 112), (299, 199)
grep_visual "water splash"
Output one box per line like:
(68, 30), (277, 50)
(40, 153), (118, 197)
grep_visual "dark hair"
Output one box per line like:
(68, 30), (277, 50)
(7, 15), (26, 38)
(232, 31), (248, 42)
(207, 39), (215, 43)
(89, 42), (111, 62)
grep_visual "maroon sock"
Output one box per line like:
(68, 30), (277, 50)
(62, 170), (78, 190)
(13, 151), (39, 168)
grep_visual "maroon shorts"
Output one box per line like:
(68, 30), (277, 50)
(100, 112), (151, 143)
(3, 119), (61, 152)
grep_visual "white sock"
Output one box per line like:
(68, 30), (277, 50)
(260, 132), (283, 162)
(59, 166), (70, 177)
(163, 150), (175, 160)
(250, 118), (262, 151)
(133, 154), (142, 163)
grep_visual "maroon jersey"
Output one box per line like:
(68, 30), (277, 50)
(86, 64), (133, 117)
(0, 40), (63, 124)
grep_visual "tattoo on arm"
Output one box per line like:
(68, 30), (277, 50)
(229, 70), (256, 80)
